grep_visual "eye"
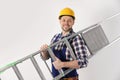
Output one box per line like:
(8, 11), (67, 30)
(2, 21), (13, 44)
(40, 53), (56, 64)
(68, 20), (72, 22)
(61, 19), (66, 22)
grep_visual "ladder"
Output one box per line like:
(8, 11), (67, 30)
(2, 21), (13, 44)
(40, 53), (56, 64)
(0, 12), (120, 80)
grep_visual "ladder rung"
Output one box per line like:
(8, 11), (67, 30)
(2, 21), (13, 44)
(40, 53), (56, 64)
(12, 65), (24, 80)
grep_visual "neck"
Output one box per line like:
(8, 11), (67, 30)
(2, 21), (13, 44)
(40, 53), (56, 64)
(62, 31), (69, 36)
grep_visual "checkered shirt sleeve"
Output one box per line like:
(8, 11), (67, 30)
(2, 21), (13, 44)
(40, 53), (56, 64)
(71, 35), (88, 68)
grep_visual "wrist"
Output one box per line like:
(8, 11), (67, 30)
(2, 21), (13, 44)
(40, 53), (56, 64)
(61, 62), (65, 68)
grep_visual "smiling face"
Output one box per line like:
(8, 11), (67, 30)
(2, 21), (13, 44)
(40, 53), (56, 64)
(59, 16), (75, 35)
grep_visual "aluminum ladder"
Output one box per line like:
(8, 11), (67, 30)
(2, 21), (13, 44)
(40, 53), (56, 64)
(0, 12), (120, 80)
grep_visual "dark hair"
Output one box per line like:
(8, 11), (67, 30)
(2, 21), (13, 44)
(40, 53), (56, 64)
(59, 15), (75, 20)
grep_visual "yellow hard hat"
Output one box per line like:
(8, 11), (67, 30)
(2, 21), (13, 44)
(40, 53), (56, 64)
(59, 7), (75, 19)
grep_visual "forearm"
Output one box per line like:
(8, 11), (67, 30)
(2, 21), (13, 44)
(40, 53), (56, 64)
(53, 57), (88, 70)
(61, 60), (80, 69)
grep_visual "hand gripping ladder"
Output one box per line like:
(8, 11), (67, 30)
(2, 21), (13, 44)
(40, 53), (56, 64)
(0, 12), (120, 80)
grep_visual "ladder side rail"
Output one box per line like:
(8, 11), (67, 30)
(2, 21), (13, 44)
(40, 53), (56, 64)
(63, 68), (74, 77)
(15, 50), (40, 65)
(30, 56), (46, 80)
(64, 38), (76, 59)
(0, 50), (40, 73)
(47, 47), (64, 77)
(0, 64), (12, 74)
(50, 32), (78, 48)
(12, 65), (24, 80)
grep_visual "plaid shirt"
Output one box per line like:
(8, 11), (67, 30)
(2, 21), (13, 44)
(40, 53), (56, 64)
(51, 29), (88, 68)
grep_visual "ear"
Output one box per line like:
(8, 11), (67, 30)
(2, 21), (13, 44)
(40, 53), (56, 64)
(72, 20), (75, 25)
(59, 19), (62, 24)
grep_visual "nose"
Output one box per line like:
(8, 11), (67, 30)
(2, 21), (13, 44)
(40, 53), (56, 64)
(64, 21), (69, 25)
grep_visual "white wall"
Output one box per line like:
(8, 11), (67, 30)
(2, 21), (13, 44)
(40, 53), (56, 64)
(0, 0), (120, 80)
